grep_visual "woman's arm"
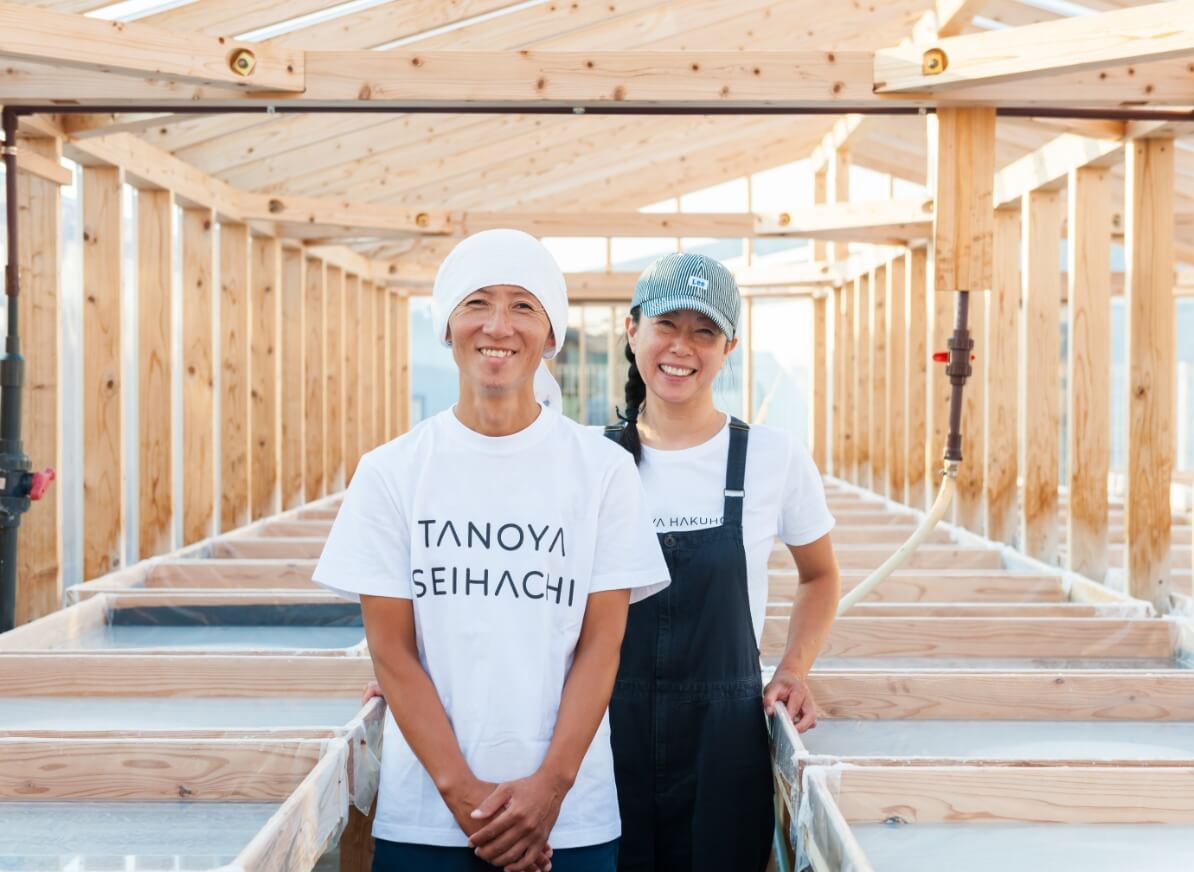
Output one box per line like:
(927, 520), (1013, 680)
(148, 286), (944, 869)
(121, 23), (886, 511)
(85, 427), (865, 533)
(469, 588), (631, 870)
(360, 594), (551, 870)
(762, 533), (840, 732)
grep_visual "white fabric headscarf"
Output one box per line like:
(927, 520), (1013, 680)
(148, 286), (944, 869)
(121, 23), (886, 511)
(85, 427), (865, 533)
(432, 229), (567, 411)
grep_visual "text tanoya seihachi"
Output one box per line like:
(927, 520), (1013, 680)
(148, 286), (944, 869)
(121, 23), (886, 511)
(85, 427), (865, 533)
(416, 519), (567, 556)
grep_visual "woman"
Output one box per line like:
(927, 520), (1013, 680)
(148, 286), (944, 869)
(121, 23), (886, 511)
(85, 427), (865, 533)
(606, 252), (840, 872)
(315, 229), (670, 872)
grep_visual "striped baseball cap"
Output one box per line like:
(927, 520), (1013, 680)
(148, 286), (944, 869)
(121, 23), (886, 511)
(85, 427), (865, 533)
(631, 252), (741, 339)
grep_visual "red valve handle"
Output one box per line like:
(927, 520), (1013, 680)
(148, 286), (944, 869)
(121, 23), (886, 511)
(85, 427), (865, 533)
(29, 468), (55, 501)
(933, 351), (976, 362)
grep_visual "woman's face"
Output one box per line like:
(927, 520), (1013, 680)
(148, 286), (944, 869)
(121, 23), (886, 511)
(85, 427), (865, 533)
(628, 309), (736, 407)
(447, 284), (554, 397)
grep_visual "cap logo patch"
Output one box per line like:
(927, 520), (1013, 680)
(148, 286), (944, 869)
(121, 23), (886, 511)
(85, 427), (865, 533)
(687, 275), (709, 290)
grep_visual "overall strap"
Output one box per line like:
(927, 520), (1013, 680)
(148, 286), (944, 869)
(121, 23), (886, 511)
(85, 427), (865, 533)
(603, 423), (625, 445)
(723, 417), (749, 527)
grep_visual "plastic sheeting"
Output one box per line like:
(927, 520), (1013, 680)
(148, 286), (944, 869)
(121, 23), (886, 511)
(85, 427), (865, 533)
(850, 822), (1194, 871)
(801, 719), (1194, 760)
(0, 800), (282, 869)
(0, 698), (364, 731)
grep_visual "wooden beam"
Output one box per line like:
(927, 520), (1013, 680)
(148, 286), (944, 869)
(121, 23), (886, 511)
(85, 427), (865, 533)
(830, 288), (844, 477)
(137, 189), (173, 560)
(956, 286), (986, 533)
(841, 281), (857, 481)
(250, 236), (280, 521)
(755, 199), (933, 243)
(926, 261), (952, 512)
(393, 294), (411, 437)
(14, 145), (71, 187)
(0, 2), (303, 91)
(876, 1), (1194, 93)
(887, 254), (907, 502)
(933, 107), (996, 293)
(1066, 167), (1113, 582)
(326, 267), (345, 492)
(854, 275), (871, 489)
(870, 266), (888, 495)
(344, 274), (362, 484)
(81, 165), (123, 580)
(985, 206), (1019, 545)
(15, 137), (61, 624)
(1125, 137), (1176, 611)
(935, 0), (990, 38)
(812, 295), (828, 470)
(280, 249), (305, 512)
(60, 112), (204, 139)
(181, 208), (215, 547)
(361, 281), (378, 457)
(219, 222), (250, 532)
(993, 134), (1124, 210)
(1020, 189), (1064, 564)
(905, 248), (928, 508)
(304, 259), (326, 501)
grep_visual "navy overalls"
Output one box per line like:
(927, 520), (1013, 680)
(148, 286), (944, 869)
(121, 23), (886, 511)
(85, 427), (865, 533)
(604, 419), (773, 872)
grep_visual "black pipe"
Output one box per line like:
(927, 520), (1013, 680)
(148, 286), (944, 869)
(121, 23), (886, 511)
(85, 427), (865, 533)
(943, 291), (974, 464)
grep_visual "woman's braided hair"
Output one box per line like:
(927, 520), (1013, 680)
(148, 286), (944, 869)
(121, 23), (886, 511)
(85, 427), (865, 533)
(618, 308), (646, 465)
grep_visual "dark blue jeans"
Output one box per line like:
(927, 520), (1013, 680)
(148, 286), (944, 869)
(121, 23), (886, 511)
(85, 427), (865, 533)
(372, 838), (618, 872)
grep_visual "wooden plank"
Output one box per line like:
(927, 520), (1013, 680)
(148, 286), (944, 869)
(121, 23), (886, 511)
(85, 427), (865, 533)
(1066, 167), (1113, 581)
(833, 765), (1194, 824)
(812, 295), (828, 470)
(0, 738), (325, 800)
(875, 1), (1194, 93)
(955, 287), (985, 534)
(1125, 137), (1176, 611)
(0, 2), (304, 91)
(219, 222), (250, 532)
(81, 165), (123, 579)
(304, 259), (326, 500)
(932, 107), (996, 293)
(137, 189), (173, 560)
(375, 284), (388, 448)
(360, 281), (377, 458)
(993, 133), (1123, 210)
(831, 287), (846, 477)
(250, 235), (280, 521)
(855, 275), (871, 489)
(905, 248), (928, 508)
(326, 267), (345, 491)
(15, 145), (71, 186)
(870, 267), (888, 495)
(344, 274), (362, 483)
(985, 206), (1019, 545)
(14, 137), (61, 624)
(1020, 189), (1064, 564)
(926, 265), (952, 513)
(181, 208), (215, 546)
(935, 0), (991, 37)
(840, 284), (856, 480)
(393, 294), (410, 437)
(887, 255), (906, 502)
(280, 248), (305, 511)
(810, 671), (1194, 720)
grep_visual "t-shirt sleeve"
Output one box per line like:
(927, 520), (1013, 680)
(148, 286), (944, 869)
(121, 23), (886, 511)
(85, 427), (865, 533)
(312, 454), (412, 602)
(589, 452), (671, 604)
(777, 436), (836, 547)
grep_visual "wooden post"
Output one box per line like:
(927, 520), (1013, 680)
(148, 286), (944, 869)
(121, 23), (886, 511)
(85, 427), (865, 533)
(1066, 167), (1113, 581)
(842, 279), (856, 481)
(832, 287), (846, 479)
(985, 207), (1020, 545)
(219, 221), (250, 533)
(374, 283), (387, 448)
(887, 254), (906, 503)
(361, 281), (377, 455)
(813, 168), (828, 264)
(250, 235), (279, 521)
(870, 266), (887, 496)
(1124, 137), (1175, 611)
(15, 137), (61, 623)
(325, 266), (344, 490)
(1020, 189), (1064, 564)
(854, 274), (871, 489)
(81, 164), (123, 579)
(927, 275), (952, 513)
(304, 258), (325, 500)
(280, 247), (305, 511)
(812, 294), (828, 470)
(344, 273), (361, 482)
(137, 189), (173, 560)
(905, 248), (928, 508)
(956, 286), (986, 534)
(181, 207), (214, 546)
(393, 293), (410, 436)
(829, 148), (849, 263)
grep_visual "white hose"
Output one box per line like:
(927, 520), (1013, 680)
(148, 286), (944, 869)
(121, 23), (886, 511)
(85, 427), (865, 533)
(835, 462), (959, 616)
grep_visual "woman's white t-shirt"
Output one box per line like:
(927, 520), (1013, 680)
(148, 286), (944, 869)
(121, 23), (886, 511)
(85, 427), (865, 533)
(313, 406), (670, 848)
(635, 416), (835, 642)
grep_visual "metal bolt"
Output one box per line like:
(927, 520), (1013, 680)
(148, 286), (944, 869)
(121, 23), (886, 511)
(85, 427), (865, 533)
(778, 212), (791, 227)
(230, 49), (257, 78)
(922, 48), (948, 76)
(415, 212), (430, 229)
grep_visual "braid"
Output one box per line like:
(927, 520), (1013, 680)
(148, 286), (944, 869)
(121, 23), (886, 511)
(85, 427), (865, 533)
(618, 309), (646, 465)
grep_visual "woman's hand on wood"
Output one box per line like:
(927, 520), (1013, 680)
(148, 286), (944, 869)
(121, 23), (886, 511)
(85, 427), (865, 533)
(763, 668), (818, 732)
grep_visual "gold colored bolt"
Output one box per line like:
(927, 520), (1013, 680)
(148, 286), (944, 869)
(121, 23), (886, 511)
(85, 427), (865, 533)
(230, 49), (257, 78)
(778, 212), (792, 227)
(922, 48), (948, 76)
(415, 212), (430, 229)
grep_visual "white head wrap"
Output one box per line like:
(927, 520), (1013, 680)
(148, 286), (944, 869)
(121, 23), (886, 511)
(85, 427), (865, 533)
(432, 229), (568, 410)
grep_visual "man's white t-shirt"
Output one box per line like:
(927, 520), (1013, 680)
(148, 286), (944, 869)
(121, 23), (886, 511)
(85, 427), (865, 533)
(635, 416), (835, 642)
(313, 406), (669, 849)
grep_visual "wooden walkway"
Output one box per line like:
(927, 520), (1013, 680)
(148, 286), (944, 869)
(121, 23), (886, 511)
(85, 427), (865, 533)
(1, 483), (1191, 869)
